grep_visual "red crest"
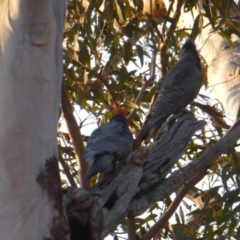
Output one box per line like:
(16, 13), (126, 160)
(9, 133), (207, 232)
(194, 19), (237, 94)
(116, 108), (127, 118)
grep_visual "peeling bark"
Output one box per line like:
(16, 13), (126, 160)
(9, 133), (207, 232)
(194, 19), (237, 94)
(65, 112), (210, 239)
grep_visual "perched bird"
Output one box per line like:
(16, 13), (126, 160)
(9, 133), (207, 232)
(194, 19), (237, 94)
(140, 40), (203, 142)
(82, 109), (133, 179)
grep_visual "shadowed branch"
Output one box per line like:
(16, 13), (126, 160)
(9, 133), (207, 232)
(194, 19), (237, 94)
(61, 83), (90, 190)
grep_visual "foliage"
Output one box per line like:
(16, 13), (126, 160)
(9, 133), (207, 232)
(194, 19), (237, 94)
(58, 0), (240, 239)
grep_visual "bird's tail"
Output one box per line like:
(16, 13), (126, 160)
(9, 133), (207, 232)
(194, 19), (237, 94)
(84, 165), (98, 180)
(84, 153), (114, 179)
(136, 116), (167, 148)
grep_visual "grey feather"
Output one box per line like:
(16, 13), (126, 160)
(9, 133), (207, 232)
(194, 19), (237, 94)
(84, 153), (114, 179)
(82, 115), (133, 179)
(140, 40), (203, 141)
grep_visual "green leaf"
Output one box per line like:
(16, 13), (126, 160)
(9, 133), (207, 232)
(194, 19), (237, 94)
(228, 217), (237, 237)
(184, 0), (198, 12)
(78, 44), (90, 66)
(190, 14), (203, 41)
(123, 100), (139, 110)
(122, 40), (133, 64)
(202, 1), (215, 29)
(175, 212), (181, 224)
(179, 206), (185, 224)
(135, 0), (143, 11)
(116, 0), (126, 21)
(136, 44), (144, 66)
(125, 0), (132, 19)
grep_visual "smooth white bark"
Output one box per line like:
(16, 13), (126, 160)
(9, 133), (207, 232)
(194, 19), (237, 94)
(0, 0), (66, 239)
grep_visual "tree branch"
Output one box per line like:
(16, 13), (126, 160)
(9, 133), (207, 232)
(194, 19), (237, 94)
(128, 47), (158, 123)
(127, 213), (137, 240)
(130, 120), (240, 216)
(191, 101), (230, 129)
(66, 115), (240, 240)
(168, 0), (184, 35)
(77, 61), (118, 110)
(61, 83), (90, 190)
(141, 169), (207, 240)
(127, 76), (155, 124)
(160, 0), (184, 76)
(89, 147), (148, 239)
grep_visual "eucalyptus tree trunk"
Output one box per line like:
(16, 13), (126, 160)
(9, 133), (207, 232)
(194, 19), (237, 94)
(0, 1), (68, 239)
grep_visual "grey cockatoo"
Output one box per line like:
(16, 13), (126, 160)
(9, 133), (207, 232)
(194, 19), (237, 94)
(82, 109), (134, 179)
(140, 40), (203, 141)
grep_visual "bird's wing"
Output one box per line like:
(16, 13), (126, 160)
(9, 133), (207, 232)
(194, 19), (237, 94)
(83, 122), (133, 160)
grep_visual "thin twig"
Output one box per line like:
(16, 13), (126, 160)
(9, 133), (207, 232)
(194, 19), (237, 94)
(141, 169), (207, 240)
(160, 0), (175, 75)
(127, 212), (137, 240)
(59, 150), (77, 187)
(61, 83), (90, 190)
(77, 61), (118, 110)
(77, 61), (111, 90)
(191, 102), (230, 129)
(83, 0), (96, 17)
(130, 42), (158, 150)
(126, 77), (153, 123)
(230, 150), (240, 190)
(128, 46), (158, 148)
(162, 0), (175, 36)
(169, 0), (184, 34)
(127, 47), (157, 123)
(161, 0), (185, 75)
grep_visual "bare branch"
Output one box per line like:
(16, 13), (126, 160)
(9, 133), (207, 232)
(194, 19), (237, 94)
(130, 120), (240, 216)
(61, 83), (90, 190)
(127, 213), (137, 240)
(138, 112), (206, 192)
(162, 0), (175, 36)
(191, 101), (230, 129)
(141, 169), (207, 240)
(168, 0), (184, 35)
(89, 147), (148, 239)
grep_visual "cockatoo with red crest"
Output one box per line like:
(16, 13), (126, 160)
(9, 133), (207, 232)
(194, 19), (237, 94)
(82, 109), (133, 179)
